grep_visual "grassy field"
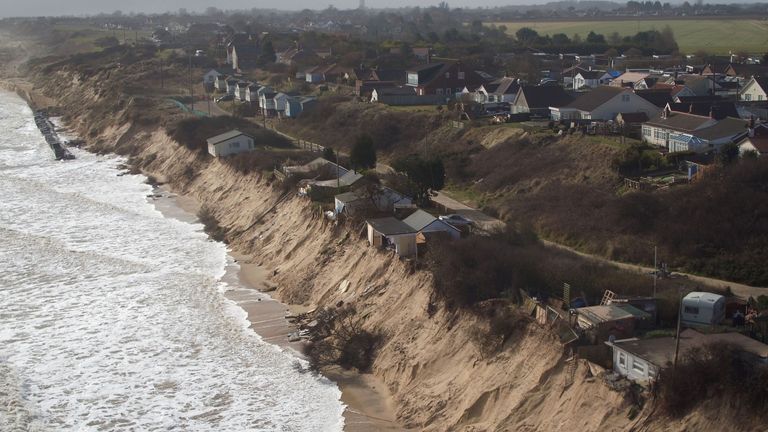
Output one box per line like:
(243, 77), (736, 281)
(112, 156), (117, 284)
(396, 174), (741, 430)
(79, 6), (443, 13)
(490, 19), (768, 54)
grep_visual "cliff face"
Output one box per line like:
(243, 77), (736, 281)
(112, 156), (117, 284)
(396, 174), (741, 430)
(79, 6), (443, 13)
(18, 64), (759, 432)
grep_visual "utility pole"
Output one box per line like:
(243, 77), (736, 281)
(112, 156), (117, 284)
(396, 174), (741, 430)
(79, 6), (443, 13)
(673, 288), (683, 369)
(653, 245), (658, 297)
(189, 54), (195, 112)
(159, 58), (164, 89)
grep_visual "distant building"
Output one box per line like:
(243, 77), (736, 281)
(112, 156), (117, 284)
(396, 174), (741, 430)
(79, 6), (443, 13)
(207, 130), (255, 157)
(405, 62), (484, 98)
(550, 86), (660, 121)
(642, 107), (748, 153)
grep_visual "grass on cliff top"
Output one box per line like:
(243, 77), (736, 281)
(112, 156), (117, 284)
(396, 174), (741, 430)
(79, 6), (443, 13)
(166, 116), (293, 154)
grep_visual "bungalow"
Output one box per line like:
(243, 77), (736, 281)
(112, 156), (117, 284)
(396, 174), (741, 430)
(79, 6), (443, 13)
(739, 76), (768, 102)
(245, 84), (261, 104)
(305, 64), (350, 84)
(574, 304), (651, 344)
(606, 329), (768, 385)
(573, 70), (604, 90)
(598, 70), (621, 85)
(405, 62), (484, 97)
(226, 78), (238, 96)
(258, 87), (277, 116)
(285, 157), (348, 178)
(366, 217), (417, 257)
(738, 124), (768, 157)
(511, 85), (573, 118)
(214, 74), (228, 92)
(641, 107), (748, 153)
(610, 71), (650, 89)
(207, 130), (255, 157)
(482, 76), (521, 103)
(203, 69), (223, 86)
(550, 86), (660, 122)
(355, 68), (405, 96)
(284, 96), (317, 118)
(403, 209), (461, 241)
(236, 81), (250, 101)
(335, 187), (412, 215)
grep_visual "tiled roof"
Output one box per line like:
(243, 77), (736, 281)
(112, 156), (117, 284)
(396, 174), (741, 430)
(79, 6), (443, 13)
(564, 86), (626, 111)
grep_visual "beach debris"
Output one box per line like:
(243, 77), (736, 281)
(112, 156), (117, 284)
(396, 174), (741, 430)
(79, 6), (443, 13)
(338, 279), (350, 294)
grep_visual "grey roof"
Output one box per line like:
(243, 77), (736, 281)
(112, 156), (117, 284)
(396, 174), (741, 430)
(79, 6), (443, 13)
(206, 129), (251, 145)
(366, 217), (416, 236)
(565, 86), (625, 111)
(608, 329), (768, 369)
(403, 209), (438, 231)
(577, 304), (650, 325)
(312, 171), (364, 188)
(490, 77), (520, 95)
(335, 191), (364, 203)
(517, 85), (573, 109)
(644, 111), (714, 132)
(693, 117), (748, 140)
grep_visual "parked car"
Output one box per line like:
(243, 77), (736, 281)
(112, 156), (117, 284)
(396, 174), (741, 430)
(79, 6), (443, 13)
(439, 214), (473, 226)
(215, 94), (234, 102)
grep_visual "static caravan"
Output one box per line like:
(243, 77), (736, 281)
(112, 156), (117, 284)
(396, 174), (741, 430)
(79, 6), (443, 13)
(681, 292), (725, 326)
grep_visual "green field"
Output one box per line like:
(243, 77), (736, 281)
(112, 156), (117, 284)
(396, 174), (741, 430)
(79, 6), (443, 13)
(490, 19), (768, 54)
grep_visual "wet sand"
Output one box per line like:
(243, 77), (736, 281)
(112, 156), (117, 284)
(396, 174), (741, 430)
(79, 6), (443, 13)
(152, 187), (402, 431)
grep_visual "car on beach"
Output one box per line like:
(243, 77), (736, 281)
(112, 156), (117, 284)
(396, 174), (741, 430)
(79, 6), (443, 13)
(439, 214), (473, 226)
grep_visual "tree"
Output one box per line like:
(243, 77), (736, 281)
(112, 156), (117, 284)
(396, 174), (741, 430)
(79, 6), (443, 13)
(515, 27), (539, 44)
(586, 31), (606, 44)
(392, 156), (445, 205)
(350, 135), (376, 170)
(717, 142), (740, 165)
(609, 31), (622, 45)
(551, 33), (571, 45)
(258, 39), (276, 64)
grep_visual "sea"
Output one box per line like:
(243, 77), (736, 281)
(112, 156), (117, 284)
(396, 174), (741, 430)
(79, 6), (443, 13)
(0, 90), (345, 431)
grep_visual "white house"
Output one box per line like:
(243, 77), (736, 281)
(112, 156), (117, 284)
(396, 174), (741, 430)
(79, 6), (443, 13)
(226, 79), (237, 96)
(203, 69), (223, 85)
(273, 93), (291, 115)
(366, 217), (417, 257)
(739, 76), (768, 102)
(550, 86), (660, 121)
(206, 130), (255, 157)
(738, 126), (768, 156)
(681, 291), (725, 326)
(403, 209), (461, 241)
(245, 84), (261, 104)
(606, 329), (768, 385)
(641, 107), (748, 153)
(335, 186), (412, 216)
(258, 87), (277, 115)
(214, 75), (228, 92)
(236, 81), (249, 101)
(573, 70), (604, 90)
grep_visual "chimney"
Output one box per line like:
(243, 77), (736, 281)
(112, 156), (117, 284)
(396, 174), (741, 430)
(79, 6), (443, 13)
(709, 107), (715, 119)
(689, 104), (694, 114)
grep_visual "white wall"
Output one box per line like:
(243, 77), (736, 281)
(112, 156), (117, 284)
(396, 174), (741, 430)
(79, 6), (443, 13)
(740, 79), (767, 102)
(208, 135), (254, 157)
(613, 347), (657, 384)
(591, 92), (660, 121)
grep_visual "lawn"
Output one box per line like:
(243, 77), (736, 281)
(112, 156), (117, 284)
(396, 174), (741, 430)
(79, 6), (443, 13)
(489, 19), (768, 54)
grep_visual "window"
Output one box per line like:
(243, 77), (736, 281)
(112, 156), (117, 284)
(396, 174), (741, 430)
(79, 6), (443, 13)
(230, 142), (241, 149)
(684, 306), (699, 315)
(632, 360), (646, 375)
(618, 352), (626, 367)
(621, 94), (630, 102)
(745, 94), (752, 101)
(436, 88), (443, 95)
(458, 71), (465, 80)
(759, 95), (764, 101)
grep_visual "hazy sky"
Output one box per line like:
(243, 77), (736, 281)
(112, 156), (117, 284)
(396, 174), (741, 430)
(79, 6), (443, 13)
(1, 0), (526, 18)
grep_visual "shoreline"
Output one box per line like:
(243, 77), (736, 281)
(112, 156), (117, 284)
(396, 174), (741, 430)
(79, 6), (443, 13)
(150, 185), (402, 431)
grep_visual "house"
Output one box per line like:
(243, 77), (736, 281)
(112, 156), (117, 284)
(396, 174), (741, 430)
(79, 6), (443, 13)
(206, 130), (255, 157)
(550, 86), (660, 122)
(310, 170), (364, 191)
(214, 74), (228, 92)
(284, 157), (348, 178)
(739, 76), (768, 102)
(606, 329), (768, 385)
(511, 85), (573, 117)
(273, 93), (292, 115)
(229, 37), (259, 72)
(305, 63), (350, 84)
(405, 62), (484, 97)
(561, 64), (589, 88)
(616, 112), (650, 135)
(598, 70), (621, 85)
(366, 217), (417, 257)
(284, 96), (317, 118)
(482, 76), (521, 103)
(226, 78), (238, 96)
(681, 292), (726, 326)
(738, 123), (768, 157)
(336, 187), (412, 215)
(402, 209), (461, 241)
(371, 87), (446, 106)
(236, 81), (250, 101)
(574, 304), (651, 344)
(355, 68), (405, 96)
(635, 89), (675, 108)
(245, 84), (261, 104)
(610, 71), (651, 88)
(203, 69), (223, 86)
(412, 47), (432, 61)
(573, 70), (604, 89)
(258, 87), (277, 116)
(642, 107), (748, 153)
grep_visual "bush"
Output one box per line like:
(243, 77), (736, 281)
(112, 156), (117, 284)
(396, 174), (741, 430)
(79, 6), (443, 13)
(657, 343), (768, 416)
(302, 305), (382, 373)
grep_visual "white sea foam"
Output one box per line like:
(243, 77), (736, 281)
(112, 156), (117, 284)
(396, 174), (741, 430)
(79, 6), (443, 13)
(0, 90), (344, 431)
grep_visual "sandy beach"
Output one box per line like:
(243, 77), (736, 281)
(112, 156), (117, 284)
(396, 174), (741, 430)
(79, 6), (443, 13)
(151, 186), (402, 431)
